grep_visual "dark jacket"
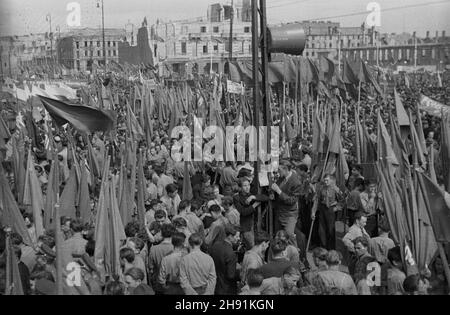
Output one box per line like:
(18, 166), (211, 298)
(233, 192), (256, 232)
(209, 240), (239, 295)
(273, 172), (302, 218)
(259, 257), (299, 279)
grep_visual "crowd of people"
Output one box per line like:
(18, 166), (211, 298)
(0, 65), (449, 296)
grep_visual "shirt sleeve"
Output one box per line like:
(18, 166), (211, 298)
(205, 259), (217, 295)
(179, 257), (197, 295)
(158, 257), (167, 286)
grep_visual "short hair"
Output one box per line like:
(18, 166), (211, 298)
(172, 217), (187, 229)
(154, 209), (167, 220)
(403, 274), (420, 293)
(254, 231), (270, 246)
(354, 211), (367, 222)
(324, 174), (336, 181)
(70, 219), (84, 233)
(271, 239), (287, 256)
(238, 177), (250, 187)
(354, 178), (365, 188)
(10, 232), (23, 246)
(297, 164), (308, 173)
(178, 200), (191, 212)
(388, 246), (402, 265)
(129, 237), (145, 252)
(119, 247), (135, 263)
(209, 204), (222, 214)
(188, 233), (203, 247)
(312, 247), (328, 261)
(38, 235), (55, 248)
(149, 199), (162, 209)
(104, 279), (125, 295)
(166, 183), (178, 195)
(124, 222), (140, 238)
(161, 224), (175, 238)
(279, 159), (292, 170)
(222, 196), (233, 206)
(85, 240), (95, 257)
(353, 236), (369, 248)
(247, 269), (264, 288)
(172, 232), (187, 248)
(283, 266), (301, 277)
(326, 250), (342, 266)
(352, 165), (362, 172)
(224, 224), (238, 237)
(124, 268), (145, 282)
(367, 179), (377, 187)
(237, 169), (252, 179)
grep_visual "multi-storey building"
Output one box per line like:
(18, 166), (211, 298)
(57, 28), (126, 72)
(150, 0), (253, 77)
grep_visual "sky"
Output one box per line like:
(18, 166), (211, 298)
(0, 0), (449, 37)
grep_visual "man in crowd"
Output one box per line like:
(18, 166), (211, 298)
(157, 232), (186, 295)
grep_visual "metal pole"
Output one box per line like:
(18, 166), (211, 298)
(102, 0), (106, 70)
(229, 0), (234, 61)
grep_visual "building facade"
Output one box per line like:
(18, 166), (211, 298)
(150, 0), (253, 77)
(57, 28), (126, 72)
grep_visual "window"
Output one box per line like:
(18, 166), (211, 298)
(201, 26), (207, 33)
(109, 50), (111, 56)
(97, 41), (100, 47)
(85, 51), (88, 57)
(422, 49), (426, 57)
(181, 42), (187, 54)
(97, 51), (101, 57)
(244, 27), (250, 33)
(85, 41), (88, 47)
(76, 42), (80, 49)
(432, 48), (435, 59)
(108, 41), (111, 47)
(213, 26), (219, 33)
(113, 50), (117, 56)
(329, 43), (332, 48)
(90, 41), (93, 46)
(77, 51), (80, 58)
(113, 42), (116, 47)
(214, 45), (218, 52)
(311, 43), (315, 49)
(203, 45), (208, 54)
(406, 49), (410, 60)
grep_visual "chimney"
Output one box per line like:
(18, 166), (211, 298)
(426, 31), (430, 38)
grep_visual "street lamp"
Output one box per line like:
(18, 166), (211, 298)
(97, 0), (106, 71)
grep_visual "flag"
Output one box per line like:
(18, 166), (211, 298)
(23, 149), (45, 238)
(394, 89), (409, 127)
(126, 101), (145, 140)
(39, 96), (115, 134)
(417, 173), (450, 243)
(78, 161), (91, 223)
(58, 167), (78, 219)
(136, 150), (146, 227)
(5, 234), (24, 295)
(0, 166), (33, 246)
(342, 58), (358, 85)
(44, 152), (60, 229)
(377, 112), (399, 171)
(441, 112), (450, 192)
(182, 161), (193, 201)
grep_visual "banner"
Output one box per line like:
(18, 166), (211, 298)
(419, 95), (450, 118)
(227, 80), (245, 95)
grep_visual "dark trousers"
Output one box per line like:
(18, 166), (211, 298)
(163, 283), (184, 295)
(318, 204), (336, 250)
(347, 209), (358, 227)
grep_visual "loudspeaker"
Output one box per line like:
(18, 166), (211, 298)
(268, 23), (306, 56)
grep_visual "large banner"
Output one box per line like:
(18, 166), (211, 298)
(419, 94), (450, 118)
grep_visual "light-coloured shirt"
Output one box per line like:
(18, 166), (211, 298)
(173, 212), (204, 236)
(61, 233), (87, 267)
(179, 250), (217, 295)
(370, 235), (395, 263)
(360, 191), (377, 216)
(205, 216), (230, 246)
(158, 251), (184, 285)
(316, 269), (357, 295)
(160, 194), (181, 218)
(224, 207), (240, 227)
(240, 250), (264, 284)
(157, 174), (174, 197)
(342, 224), (370, 253)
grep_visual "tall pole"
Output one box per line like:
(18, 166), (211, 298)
(101, 0), (106, 70)
(46, 14), (53, 64)
(229, 0), (234, 61)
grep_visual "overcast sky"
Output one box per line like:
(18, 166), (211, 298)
(1, 0), (449, 37)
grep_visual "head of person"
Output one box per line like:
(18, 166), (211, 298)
(213, 185), (220, 198)
(271, 238), (288, 259)
(403, 274), (421, 295)
(325, 250), (342, 268)
(282, 266), (301, 291)
(154, 210), (167, 225)
(209, 204), (223, 220)
(312, 247), (328, 268)
(366, 180), (377, 194)
(178, 200), (191, 213)
(104, 277), (126, 295)
(247, 269), (264, 290)
(70, 218), (84, 234)
(354, 212), (367, 229)
(279, 160), (292, 179)
(354, 178), (365, 191)
(166, 184), (178, 198)
(124, 268), (145, 292)
(172, 217), (188, 234)
(128, 237), (145, 255)
(297, 164), (308, 175)
(224, 224), (240, 247)
(353, 237), (369, 257)
(171, 232), (187, 250)
(119, 247), (135, 267)
(124, 222), (141, 238)
(150, 147), (157, 156)
(351, 165), (362, 176)
(202, 174), (211, 187)
(253, 231), (270, 255)
(378, 219), (391, 236)
(237, 168), (253, 183)
(323, 174), (336, 187)
(23, 213), (34, 228)
(188, 233), (203, 250)
(222, 196), (234, 211)
(161, 223), (175, 239)
(60, 216), (72, 231)
(239, 178), (251, 194)
(388, 246), (403, 269)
